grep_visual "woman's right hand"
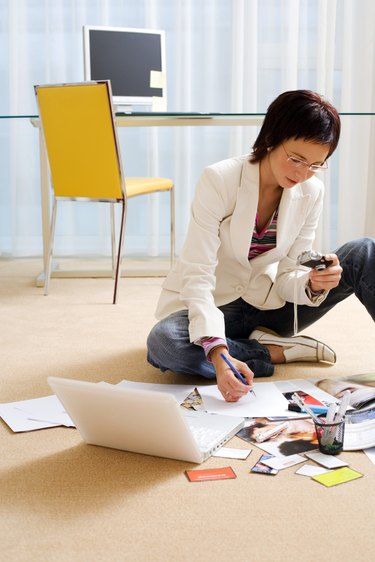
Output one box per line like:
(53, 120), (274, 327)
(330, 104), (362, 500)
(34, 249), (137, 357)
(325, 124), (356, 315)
(210, 347), (254, 402)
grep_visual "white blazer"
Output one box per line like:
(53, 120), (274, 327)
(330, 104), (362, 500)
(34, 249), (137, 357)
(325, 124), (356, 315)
(156, 155), (327, 343)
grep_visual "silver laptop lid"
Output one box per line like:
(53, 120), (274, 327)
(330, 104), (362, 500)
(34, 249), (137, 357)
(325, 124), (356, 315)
(48, 377), (217, 463)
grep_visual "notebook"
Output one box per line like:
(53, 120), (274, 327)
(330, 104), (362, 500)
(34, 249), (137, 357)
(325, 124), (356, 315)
(47, 377), (244, 464)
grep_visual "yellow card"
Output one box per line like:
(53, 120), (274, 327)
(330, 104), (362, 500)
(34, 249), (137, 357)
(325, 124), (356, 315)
(312, 467), (363, 487)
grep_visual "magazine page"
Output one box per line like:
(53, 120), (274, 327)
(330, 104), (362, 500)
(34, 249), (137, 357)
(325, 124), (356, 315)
(346, 407), (375, 424)
(237, 417), (318, 457)
(309, 373), (375, 410)
(308, 373), (375, 450)
(275, 379), (338, 407)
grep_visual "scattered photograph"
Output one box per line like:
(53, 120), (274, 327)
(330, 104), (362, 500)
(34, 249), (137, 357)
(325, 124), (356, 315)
(250, 454), (278, 475)
(283, 390), (326, 408)
(181, 388), (206, 411)
(238, 416), (318, 457)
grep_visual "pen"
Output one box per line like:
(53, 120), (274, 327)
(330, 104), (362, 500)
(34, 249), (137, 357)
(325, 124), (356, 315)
(291, 393), (321, 424)
(321, 402), (337, 444)
(334, 390), (351, 423)
(287, 403), (329, 415)
(325, 402), (337, 424)
(220, 353), (256, 397)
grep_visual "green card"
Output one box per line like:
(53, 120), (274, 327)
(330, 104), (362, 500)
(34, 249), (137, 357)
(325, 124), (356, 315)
(312, 467), (363, 487)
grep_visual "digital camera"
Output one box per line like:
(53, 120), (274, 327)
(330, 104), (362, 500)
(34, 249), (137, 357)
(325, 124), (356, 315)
(297, 250), (333, 270)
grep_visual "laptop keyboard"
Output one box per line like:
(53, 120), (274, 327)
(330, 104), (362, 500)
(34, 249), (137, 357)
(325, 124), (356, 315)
(188, 424), (228, 450)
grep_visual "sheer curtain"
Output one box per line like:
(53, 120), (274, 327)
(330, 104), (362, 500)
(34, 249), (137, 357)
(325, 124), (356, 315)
(1, 0), (374, 259)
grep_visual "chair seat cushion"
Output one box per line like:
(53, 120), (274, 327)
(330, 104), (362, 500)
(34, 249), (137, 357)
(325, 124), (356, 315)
(126, 177), (174, 197)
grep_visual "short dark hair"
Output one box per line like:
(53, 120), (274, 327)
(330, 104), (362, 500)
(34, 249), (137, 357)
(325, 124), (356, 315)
(250, 90), (341, 163)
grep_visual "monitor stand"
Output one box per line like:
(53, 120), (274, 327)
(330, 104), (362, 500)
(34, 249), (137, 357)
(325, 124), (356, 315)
(113, 104), (134, 114)
(114, 101), (163, 114)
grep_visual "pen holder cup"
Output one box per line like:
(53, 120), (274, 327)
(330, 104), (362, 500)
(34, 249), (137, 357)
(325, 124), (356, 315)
(314, 419), (345, 455)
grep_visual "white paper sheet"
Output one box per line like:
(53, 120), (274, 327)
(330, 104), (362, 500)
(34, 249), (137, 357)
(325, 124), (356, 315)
(364, 446), (375, 465)
(116, 380), (195, 405)
(0, 395), (74, 432)
(212, 447), (252, 460)
(196, 382), (290, 418)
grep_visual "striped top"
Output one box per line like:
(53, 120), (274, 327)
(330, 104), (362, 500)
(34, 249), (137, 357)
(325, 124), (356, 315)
(248, 208), (278, 260)
(199, 207), (279, 359)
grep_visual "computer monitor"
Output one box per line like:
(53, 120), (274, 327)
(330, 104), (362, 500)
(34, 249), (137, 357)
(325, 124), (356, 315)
(83, 25), (166, 110)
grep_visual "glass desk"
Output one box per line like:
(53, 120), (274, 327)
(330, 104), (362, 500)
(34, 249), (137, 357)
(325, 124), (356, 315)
(2, 112), (374, 280)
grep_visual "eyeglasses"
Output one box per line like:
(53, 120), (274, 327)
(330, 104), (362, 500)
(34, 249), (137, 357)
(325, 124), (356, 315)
(282, 144), (328, 173)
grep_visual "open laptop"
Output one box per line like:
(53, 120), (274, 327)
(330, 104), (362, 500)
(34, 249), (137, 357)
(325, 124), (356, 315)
(48, 377), (244, 464)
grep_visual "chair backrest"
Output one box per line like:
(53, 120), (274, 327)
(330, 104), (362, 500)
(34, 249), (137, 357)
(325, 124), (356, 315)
(35, 81), (125, 201)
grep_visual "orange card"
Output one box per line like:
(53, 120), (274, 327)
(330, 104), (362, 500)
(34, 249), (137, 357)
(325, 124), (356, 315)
(185, 466), (237, 482)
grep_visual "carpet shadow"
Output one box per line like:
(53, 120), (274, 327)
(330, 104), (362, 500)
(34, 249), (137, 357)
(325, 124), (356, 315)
(0, 440), (186, 517)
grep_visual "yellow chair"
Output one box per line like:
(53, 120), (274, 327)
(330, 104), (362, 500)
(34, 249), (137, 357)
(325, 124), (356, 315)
(34, 81), (175, 304)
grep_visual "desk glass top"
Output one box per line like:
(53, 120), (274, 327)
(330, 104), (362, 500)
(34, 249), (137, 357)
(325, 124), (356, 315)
(1, 111), (375, 119)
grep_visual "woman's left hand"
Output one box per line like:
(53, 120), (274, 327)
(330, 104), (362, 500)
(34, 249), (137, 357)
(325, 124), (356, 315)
(308, 253), (342, 292)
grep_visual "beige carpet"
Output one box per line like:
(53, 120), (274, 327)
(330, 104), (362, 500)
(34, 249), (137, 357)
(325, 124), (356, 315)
(1, 258), (374, 562)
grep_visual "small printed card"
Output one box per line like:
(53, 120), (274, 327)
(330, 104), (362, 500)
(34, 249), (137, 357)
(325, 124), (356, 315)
(260, 454), (306, 470)
(250, 454), (279, 475)
(312, 467), (363, 487)
(185, 466), (237, 483)
(212, 447), (252, 460)
(295, 465), (331, 477)
(304, 451), (348, 469)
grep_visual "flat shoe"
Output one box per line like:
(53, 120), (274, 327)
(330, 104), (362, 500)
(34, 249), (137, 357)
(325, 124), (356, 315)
(249, 328), (336, 364)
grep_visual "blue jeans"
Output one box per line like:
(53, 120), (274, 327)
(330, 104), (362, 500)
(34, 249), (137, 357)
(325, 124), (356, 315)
(147, 237), (375, 379)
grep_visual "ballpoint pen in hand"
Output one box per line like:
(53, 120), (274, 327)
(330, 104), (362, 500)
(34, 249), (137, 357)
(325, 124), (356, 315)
(220, 353), (256, 397)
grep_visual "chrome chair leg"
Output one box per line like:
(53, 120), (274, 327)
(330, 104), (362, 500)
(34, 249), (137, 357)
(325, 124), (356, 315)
(113, 200), (127, 304)
(110, 203), (116, 278)
(44, 198), (57, 296)
(170, 186), (175, 266)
